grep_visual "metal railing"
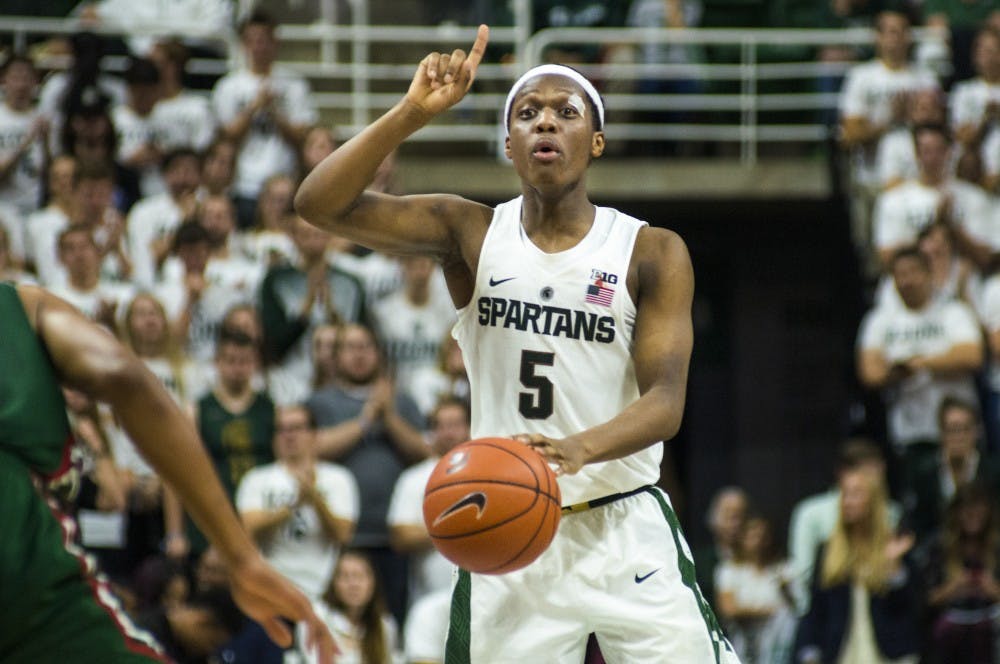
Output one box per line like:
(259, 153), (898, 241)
(0, 14), (944, 163)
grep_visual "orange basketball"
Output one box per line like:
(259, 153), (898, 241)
(423, 437), (561, 574)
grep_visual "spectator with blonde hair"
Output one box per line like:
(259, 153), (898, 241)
(794, 466), (920, 664)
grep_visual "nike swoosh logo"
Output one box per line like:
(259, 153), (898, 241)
(489, 276), (517, 287)
(634, 569), (661, 584)
(433, 492), (487, 527)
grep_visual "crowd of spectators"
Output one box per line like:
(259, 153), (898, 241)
(8, 2), (1000, 663)
(0, 8), (472, 663)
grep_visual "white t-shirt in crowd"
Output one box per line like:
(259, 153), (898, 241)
(875, 128), (918, 189)
(858, 298), (982, 445)
(403, 589), (451, 664)
(977, 273), (1000, 391)
(949, 77), (1000, 133)
(211, 66), (317, 198)
(330, 251), (403, 304)
(373, 285), (457, 401)
(25, 205), (70, 287)
(872, 178), (997, 253)
(112, 103), (164, 197)
(290, 604), (401, 664)
(50, 278), (135, 322)
(151, 92), (217, 153)
(156, 255), (262, 361)
(839, 59), (939, 186)
(0, 103), (45, 216)
(386, 457), (456, 605)
(0, 201), (26, 265)
(236, 461), (359, 600)
(127, 192), (184, 289)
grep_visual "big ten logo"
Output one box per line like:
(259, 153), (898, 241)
(590, 269), (618, 284)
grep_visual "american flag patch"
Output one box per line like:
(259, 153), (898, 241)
(585, 279), (615, 307)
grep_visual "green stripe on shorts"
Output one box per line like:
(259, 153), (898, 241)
(642, 486), (732, 663)
(445, 569), (472, 664)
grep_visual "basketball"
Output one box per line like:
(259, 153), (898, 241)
(423, 437), (561, 574)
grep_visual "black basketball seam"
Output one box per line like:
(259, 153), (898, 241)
(465, 441), (540, 490)
(429, 488), (561, 540)
(485, 482), (557, 573)
(425, 478), (560, 505)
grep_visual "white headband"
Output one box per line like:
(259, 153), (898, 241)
(503, 64), (605, 134)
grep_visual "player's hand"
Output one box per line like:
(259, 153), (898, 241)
(229, 553), (338, 662)
(515, 433), (586, 475)
(404, 24), (488, 120)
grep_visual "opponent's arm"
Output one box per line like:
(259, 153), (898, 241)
(21, 285), (336, 661)
(294, 25), (491, 259)
(524, 228), (694, 474)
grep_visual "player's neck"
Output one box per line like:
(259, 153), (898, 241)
(520, 190), (595, 253)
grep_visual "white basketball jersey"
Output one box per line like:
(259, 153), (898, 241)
(453, 196), (662, 505)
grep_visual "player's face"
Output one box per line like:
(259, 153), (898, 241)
(432, 404), (470, 455)
(332, 553), (376, 611)
(505, 74), (604, 189)
(274, 407), (313, 460)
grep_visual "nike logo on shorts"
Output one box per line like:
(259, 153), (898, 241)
(634, 569), (660, 584)
(489, 276), (516, 286)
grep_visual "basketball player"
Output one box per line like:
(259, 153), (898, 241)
(295, 25), (737, 663)
(0, 282), (335, 662)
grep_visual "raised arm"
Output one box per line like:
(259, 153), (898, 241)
(294, 25), (492, 259)
(20, 285), (336, 662)
(524, 228), (694, 474)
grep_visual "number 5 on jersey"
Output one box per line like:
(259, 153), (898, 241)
(519, 350), (554, 419)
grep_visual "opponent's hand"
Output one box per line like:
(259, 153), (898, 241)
(229, 553), (338, 662)
(405, 24), (488, 119)
(515, 433), (587, 475)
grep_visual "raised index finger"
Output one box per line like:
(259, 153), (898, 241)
(465, 24), (489, 72)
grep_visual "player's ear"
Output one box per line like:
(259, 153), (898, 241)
(504, 135), (512, 159)
(591, 132), (605, 159)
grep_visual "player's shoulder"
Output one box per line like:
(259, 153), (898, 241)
(633, 226), (691, 271)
